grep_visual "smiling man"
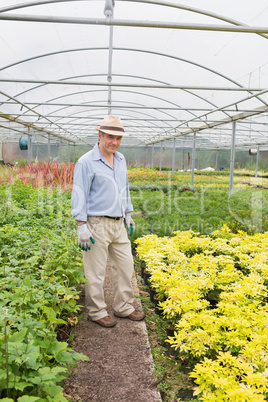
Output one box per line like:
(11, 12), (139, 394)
(71, 115), (145, 327)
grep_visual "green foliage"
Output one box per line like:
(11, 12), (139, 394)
(131, 187), (231, 239)
(129, 169), (268, 242)
(0, 181), (88, 400)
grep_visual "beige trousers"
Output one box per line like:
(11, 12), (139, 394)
(83, 216), (135, 321)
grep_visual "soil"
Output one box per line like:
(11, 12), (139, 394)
(63, 260), (162, 402)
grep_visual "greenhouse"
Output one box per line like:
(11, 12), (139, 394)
(1, 2), (268, 401)
(1, 1), (268, 166)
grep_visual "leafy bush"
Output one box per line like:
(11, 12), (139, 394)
(0, 181), (88, 401)
(135, 227), (268, 400)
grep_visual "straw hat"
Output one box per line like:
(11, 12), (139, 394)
(96, 115), (128, 136)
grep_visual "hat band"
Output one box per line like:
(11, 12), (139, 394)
(100, 125), (124, 132)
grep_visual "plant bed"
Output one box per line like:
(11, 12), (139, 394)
(0, 180), (89, 401)
(135, 262), (196, 401)
(135, 227), (268, 401)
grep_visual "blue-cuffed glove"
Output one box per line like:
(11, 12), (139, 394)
(78, 223), (95, 251)
(125, 212), (135, 236)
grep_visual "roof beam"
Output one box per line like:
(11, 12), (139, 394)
(0, 89), (88, 143)
(145, 105), (268, 145)
(1, 13), (268, 34)
(0, 78), (263, 91)
(2, 102), (267, 112)
(0, 112), (76, 143)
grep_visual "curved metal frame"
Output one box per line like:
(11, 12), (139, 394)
(0, 46), (262, 136)
(0, 0), (268, 148)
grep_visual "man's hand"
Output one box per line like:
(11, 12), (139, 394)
(78, 223), (95, 251)
(125, 212), (135, 236)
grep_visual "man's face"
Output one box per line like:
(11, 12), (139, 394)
(99, 132), (122, 155)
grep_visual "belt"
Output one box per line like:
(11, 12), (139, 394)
(103, 216), (122, 220)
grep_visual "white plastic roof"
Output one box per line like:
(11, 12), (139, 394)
(1, 0), (268, 150)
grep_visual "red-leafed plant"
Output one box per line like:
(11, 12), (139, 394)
(13, 161), (75, 191)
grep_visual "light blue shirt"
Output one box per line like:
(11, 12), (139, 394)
(71, 143), (133, 222)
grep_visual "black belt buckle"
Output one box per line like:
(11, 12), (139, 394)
(104, 216), (121, 220)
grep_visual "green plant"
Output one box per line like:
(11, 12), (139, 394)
(0, 180), (88, 400)
(135, 227), (268, 400)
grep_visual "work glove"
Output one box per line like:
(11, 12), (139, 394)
(78, 223), (95, 251)
(125, 212), (135, 236)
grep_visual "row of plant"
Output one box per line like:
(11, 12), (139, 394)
(133, 261), (196, 401)
(2, 162), (267, 237)
(135, 227), (268, 401)
(128, 167), (268, 188)
(129, 167), (268, 237)
(131, 183), (268, 241)
(2, 162), (268, 190)
(0, 180), (88, 401)
(1, 162), (265, 241)
(0, 161), (74, 190)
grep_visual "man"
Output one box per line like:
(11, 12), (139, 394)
(71, 115), (145, 327)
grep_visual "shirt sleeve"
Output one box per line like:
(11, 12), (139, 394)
(71, 161), (93, 221)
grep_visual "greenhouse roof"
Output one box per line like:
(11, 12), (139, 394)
(1, 0), (268, 150)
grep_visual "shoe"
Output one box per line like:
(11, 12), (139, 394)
(90, 315), (117, 328)
(115, 310), (145, 321)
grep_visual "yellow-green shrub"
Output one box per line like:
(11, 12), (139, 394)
(191, 351), (268, 401)
(135, 227), (268, 400)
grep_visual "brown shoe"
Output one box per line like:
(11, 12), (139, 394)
(91, 315), (117, 328)
(115, 310), (145, 321)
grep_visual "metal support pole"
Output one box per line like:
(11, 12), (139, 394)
(152, 144), (154, 167)
(215, 149), (218, 170)
(27, 127), (32, 163)
(182, 139), (185, 170)
(172, 138), (176, 174)
(59, 141), (62, 162)
(255, 147), (259, 178)
(3, 13), (268, 35)
(67, 142), (70, 162)
(104, 0), (115, 114)
(159, 142), (163, 172)
(107, 25), (113, 114)
(73, 144), (76, 162)
(48, 134), (51, 161)
(191, 133), (196, 188)
(228, 121), (236, 198)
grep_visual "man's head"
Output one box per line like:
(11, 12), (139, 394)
(96, 115), (128, 157)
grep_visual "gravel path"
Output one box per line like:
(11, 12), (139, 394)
(64, 260), (162, 402)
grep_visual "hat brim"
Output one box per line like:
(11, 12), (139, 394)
(96, 126), (129, 136)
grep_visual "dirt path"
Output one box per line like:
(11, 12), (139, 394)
(64, 260), (162, 402)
